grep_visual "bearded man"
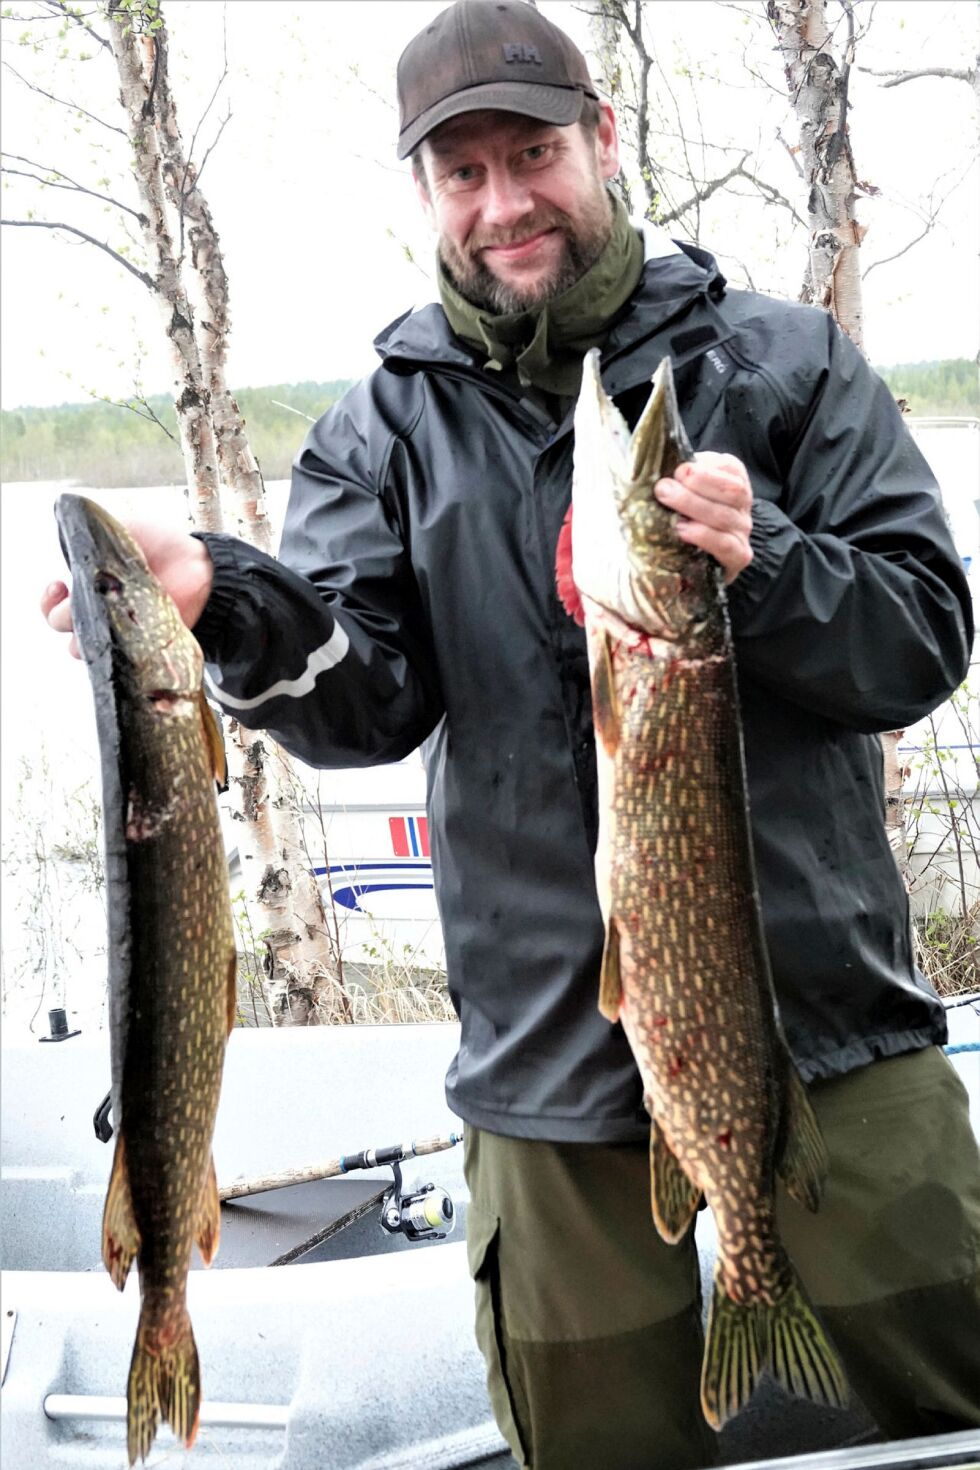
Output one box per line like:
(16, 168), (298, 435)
(44, 3), (980, 1467)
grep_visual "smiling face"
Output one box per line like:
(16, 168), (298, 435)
(415, 105), (621, 314)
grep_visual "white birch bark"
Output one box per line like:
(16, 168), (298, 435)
(106, 1), (344, 1023)
(768, 0), (865, 348)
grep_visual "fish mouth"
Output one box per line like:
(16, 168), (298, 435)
(56, 494), (147, 582)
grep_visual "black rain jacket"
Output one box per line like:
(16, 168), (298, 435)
(196, 244), (973, 1142)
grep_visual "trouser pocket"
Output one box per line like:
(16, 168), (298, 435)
(466, 1200), (531, 1468)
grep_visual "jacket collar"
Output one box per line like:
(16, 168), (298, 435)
(374, 241), (732, 392)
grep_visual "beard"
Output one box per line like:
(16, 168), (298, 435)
(439, 184), (614, 315)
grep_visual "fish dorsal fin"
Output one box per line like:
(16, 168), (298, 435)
(650, 1115), (702, 1243)
(555, 504), (585, 626)
(198, 690), (227, 788)
(777, 1062), (828, 1212)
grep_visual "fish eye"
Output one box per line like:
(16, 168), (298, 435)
(94, 571), (123, 597)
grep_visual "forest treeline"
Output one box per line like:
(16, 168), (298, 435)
(0, 380), (353, 487)
(1, 360), (977, 488)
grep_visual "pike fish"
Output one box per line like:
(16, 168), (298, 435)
(555, 353), (848, 1429)
(56, 495), (237, 1464)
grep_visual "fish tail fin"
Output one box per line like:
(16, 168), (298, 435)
(126, 1300), (201, 1465)
(102, 1132), (140, 1290)
(777, 1062), (828, 1212)
(196, 1153), (221, 1266)
(701, 1262), (848, 1430)
(762, 1267), (848, 1417)
(700, 1269), (765, 1429)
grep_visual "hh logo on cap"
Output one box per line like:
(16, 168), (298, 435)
(503, 42), (542, 64)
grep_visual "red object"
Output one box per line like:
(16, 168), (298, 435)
(554, 505), (585, 626)
(389, 817), (409, 856)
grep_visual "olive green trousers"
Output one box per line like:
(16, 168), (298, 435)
(463, 1047), (980, 1470)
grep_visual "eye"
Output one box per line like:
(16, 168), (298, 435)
(94, 571), (123, 597)
(524, 144), (549, 162)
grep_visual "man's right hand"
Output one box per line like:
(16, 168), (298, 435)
(42, 520), (215, 659)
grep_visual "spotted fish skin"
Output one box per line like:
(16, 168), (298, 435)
(558, 353), (848, 1429)
(56, 495), (236, 1464)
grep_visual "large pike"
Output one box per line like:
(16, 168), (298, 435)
(56, 495), (237, 1464)
(555, 353), (847, 1428)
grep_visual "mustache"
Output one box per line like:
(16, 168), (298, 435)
(468, 211), (570, 255)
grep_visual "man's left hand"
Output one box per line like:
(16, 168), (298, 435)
(654, 451), (753, 584)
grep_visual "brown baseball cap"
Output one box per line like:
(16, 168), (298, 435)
(397, 0), (598, 161)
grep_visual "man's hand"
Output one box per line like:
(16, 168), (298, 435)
(41, 521), (215, 659)
(654, 451), (754, 584)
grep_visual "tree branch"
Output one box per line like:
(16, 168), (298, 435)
(0, 218), (155, 289)
(656, 154), (752, 226)
(857, 64), (974, 88)
(40, 0), (112, 53)
(1, 60), (126, 134)
(0, 152), (146, 222)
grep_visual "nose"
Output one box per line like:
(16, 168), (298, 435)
(480, 165), (535, 230)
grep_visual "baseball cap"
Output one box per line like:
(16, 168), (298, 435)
(396, 0), (598, 160)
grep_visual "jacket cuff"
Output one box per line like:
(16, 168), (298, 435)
(190, 532), (253, 659)
(724, 497), (794, 620)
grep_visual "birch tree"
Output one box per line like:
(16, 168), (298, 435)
(2, 0), (346, 1025)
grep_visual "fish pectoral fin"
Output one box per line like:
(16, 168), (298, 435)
(777, 1063), (829, 1213)
(102, 1133), (140, 1291)
(199, 689), (227, 788)
(762, 1267), (848, 1417)
(591, 627), (620, 757)
(700, 1266), (766, 1430)
(650, 1116), (701, 1243)
(598, 916), (623, 1022)
(127, 1301), (201, 1465)
(196, 1154), (221, 1267)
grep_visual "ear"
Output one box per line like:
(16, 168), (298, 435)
(595, 102), (620, 183)
(413, 159), (436, 229)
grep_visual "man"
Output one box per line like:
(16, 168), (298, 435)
(44, 3), (979, 1467)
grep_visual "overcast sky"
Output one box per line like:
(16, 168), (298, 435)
(1, 0), (977, 412)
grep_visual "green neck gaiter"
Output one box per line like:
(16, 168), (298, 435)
(438, 191), (644, 398)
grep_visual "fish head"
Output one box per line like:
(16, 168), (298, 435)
(55, 495), (202, 702)
(568, 351), (718, 643)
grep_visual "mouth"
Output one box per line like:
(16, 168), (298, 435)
(480, 228), (558, 264)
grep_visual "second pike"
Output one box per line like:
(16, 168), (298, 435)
(555, 352), (848, 1428)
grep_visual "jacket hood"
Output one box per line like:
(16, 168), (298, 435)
(373, 242), (727, 380)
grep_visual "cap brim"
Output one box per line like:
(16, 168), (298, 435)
(397, 81), (586, 160)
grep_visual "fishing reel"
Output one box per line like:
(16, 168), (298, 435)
(380, 1160), (456, 1243)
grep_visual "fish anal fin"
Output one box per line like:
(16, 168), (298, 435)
(778, 1063), (828, 1212)
(196, 1154), (221, 1267)
(700, 1266), (765, 1430)
(763, 1268), (848, 1417)
(650, 1115), (701, 1244)
(591, 627), (620, 756)
(102, 1132), (140, 1291)
(127, 1301), (201, 1465)
(198, 690), (227, 788)
(598, 916), (623, 1021)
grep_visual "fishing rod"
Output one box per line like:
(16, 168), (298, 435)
(219, 1130), (465, 1243)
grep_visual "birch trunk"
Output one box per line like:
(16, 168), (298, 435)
(106, 1), (343, 1023)
(150, 27), (342, 1021)
(769, 0), (909, 857)
(768, 0), (865, 348)
(106, 3), (222, 528)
